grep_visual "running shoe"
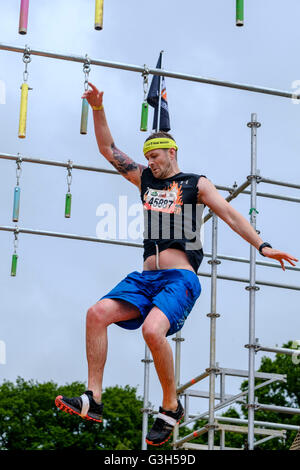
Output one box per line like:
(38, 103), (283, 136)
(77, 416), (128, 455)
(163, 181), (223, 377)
(55, 390), (103, 423)
(146, 399), (184, 446)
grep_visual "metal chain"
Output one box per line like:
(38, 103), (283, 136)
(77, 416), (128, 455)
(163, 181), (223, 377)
(83, 54), (91, 91)
(16, 154), (22, 186)
(142, 65), (149, 101)
(22, 45), (31, 83)
(13, 227), (19, 253)
(66, 160), (73, 193)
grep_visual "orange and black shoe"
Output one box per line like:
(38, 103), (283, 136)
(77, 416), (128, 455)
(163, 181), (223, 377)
(55, 390), (103, 423)
(146, 399), (184, 446)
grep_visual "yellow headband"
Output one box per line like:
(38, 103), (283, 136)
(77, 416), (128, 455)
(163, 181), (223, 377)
(143, 138), (178, 155)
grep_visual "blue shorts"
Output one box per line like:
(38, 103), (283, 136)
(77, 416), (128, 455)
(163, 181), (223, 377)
(99, 269), (201, 337)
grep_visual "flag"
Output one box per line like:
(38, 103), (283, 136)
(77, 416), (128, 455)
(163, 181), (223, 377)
(147, 52), (171, 132)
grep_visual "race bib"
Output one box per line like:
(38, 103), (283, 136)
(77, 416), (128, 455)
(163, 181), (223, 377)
(143, 183), (183, 214)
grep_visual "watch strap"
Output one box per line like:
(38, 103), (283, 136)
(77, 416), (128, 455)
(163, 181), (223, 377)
(259, 242), (272, 256)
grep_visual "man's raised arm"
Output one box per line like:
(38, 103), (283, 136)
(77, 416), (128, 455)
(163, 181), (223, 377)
(197, 177), (298, 271)
(82, 82), (146, 189)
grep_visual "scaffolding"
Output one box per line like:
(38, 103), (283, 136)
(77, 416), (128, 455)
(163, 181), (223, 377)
(0, 43), (300, 451)
(141, 113), (300, 451)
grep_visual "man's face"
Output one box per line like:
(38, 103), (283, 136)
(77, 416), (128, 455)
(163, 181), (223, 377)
(144, 148), (175, 179)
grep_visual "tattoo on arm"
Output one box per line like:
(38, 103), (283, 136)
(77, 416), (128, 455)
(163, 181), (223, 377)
(110, 142), (139, 175)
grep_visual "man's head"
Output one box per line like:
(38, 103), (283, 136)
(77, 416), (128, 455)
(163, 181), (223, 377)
(143, 131), (179, 179)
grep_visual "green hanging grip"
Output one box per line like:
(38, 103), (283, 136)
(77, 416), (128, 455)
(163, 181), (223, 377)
(65, 192), (72, 218)
(11, 253), (18, 277)
(140, 101), (148, 132)
(236, 0), (244, 26)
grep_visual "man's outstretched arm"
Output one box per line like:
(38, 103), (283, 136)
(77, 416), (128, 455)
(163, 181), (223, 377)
(82, 82), (146, 189)
(197, 177), (298, 271)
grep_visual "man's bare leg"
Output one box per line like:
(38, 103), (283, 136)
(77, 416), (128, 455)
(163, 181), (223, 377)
(86, 298), (141, 403)
(142, 306), (178, 411)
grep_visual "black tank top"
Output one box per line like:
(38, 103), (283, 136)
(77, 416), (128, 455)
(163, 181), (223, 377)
(140, 168), (207, 273)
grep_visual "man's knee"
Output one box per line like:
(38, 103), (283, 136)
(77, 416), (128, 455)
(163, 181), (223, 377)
(86, 299), (114, 328)
(142, 322), (166, 348)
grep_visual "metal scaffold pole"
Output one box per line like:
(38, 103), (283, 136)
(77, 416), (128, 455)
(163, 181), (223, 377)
(246, 112), (261, 449)
(207, 212), (220, 449)
(172, 330), (184, 448)
(141, 344), (152, 450)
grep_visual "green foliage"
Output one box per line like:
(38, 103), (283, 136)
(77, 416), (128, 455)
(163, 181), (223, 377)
(0, 378), (143, 450)
(238, 341), (300, 450)
(222, 341), (300, 450)
(1, 341), (299, 450)
(172, 341), (300, 450)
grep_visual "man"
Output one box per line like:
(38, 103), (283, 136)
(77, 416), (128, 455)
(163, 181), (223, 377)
(55, 82), (298, 446)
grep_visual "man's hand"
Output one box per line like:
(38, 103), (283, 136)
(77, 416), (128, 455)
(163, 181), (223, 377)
(260, 247), (298, 271)
(81, 82), (103, 108)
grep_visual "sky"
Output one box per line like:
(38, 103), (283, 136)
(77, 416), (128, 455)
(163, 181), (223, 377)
(0, 0), (299, 431)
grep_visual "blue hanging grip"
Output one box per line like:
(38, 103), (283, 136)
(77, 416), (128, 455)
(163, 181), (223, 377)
(13, 186), (21, 222)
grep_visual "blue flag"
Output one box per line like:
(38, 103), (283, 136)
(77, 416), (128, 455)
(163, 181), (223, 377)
(147, 53), (171, 132)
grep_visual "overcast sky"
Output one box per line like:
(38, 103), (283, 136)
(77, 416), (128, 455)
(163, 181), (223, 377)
(0, 0), (299, 423)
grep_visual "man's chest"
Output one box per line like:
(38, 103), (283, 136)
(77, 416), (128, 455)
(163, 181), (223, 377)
(142, 179), (196, 215)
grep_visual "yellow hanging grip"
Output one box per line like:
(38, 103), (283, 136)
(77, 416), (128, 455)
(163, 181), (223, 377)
(95, 0), (104, 30)
(18, 83), (29, 139)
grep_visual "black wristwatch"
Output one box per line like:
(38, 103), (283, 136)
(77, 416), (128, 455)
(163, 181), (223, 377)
(259, 242), (272, 257)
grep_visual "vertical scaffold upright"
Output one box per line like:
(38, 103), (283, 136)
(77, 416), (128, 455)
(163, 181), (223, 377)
(246, 112), (261, 449)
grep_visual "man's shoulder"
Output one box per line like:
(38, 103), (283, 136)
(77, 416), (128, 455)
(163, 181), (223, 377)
(184, 172), (207, 185)
(181, 171), (207, 178)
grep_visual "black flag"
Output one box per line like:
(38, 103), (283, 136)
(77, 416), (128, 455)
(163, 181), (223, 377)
(147, 53), (171, 132)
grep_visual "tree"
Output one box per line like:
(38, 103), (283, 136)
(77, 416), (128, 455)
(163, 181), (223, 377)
(239, 341), (300, 450)
(0, 378), (144, 450)
(1, 342), (299, 450)
(175, 341), (300, 450)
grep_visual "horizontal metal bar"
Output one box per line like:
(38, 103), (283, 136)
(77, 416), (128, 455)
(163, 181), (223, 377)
(198, 271), (300, 291)
(217, 367), (286, 381)
(176, 370), (210, 394)
(180, 378), (280, 428)
(0, 42), (298, 100)
(214, 183), (300, 202)
(183, 389), (234, 400)
(148, 407), (300, 432)
(2, 153), (299, 206)
(256, 345), (300, 356)
(0, 225), (142, 248)
(259, 177), (300, 190)
(203, 252), (300, 272)
(215, 415), (300, 432)
(0, 226), (298, 289)
(0, 152), (119, 175)
(257, 403), (300, 415)
(254, 435), (280, 447)
(178, 420), (284, 447)
(182, 442), (241, 451)
(241, 190), (300, 204)
(181, 369), (286, 399)
(205, 182), (300, 203)
(217, 423), (285, 437)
